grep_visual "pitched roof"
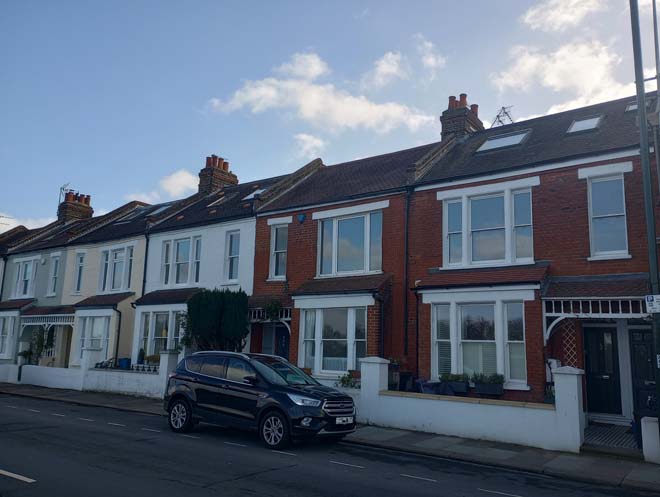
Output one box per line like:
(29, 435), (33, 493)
(291, 273), (392, 296)
(542, 273), (649, 298)
(418, 262), (550, 290)
(151, 176), (288, 233)
(418, 95), (644, 186)
(74, 292), (135, 308)
(0, 226), (30, 255)
(261, 143), (441, 213)
(0, 298), (35, 311)
(23, 305), (76, 316)
(134, 287), (202, 306)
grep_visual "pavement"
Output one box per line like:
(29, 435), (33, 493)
(1, 382), (660, 494)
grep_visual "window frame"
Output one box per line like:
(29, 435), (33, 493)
(137, 308), (187, 359)
(567, 115), (602, 134)
(174, 238), (191, 285)
(0, 316), (13, 358)
(587, 174), (629, 259)
(73, 252), (85, 294)
(269, 224), (288, 280)
(13, 259), (37, 298)
(47, 254), (60, 297)
(299, 306), (367, 375)
(442, 187), (533, 268)
(78, 316), (111, 360)
(160, 235), (202, 286)
(316, 210), (383, 278)
(225, 230), (240, 282)
(99, 243), (136, 294)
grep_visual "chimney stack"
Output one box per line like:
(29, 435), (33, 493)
(440, 92), (484, 141)
(198, 154), (239, 194)
(57, 189), (94, 222)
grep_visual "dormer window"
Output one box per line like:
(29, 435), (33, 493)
(567, 115), (601, 133)
(476, 130), (529, 152)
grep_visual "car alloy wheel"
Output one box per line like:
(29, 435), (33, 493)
(171, 403), (187, 430)
(262, 415), (285, 447)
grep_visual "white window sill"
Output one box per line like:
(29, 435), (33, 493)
(220, 281), (239, 286)
(71, 292), (81, 296)
(267, 277), (286, 283)
(504, 382), (531, 391)
(587, 253), (631, 261)
(45, 293), (56, 298)
(315, 270), (383, 280)
(438, 260), (535, 271)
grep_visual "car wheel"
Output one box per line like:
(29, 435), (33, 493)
(260, 411), (290, 449)
(168, 398), (194, 433)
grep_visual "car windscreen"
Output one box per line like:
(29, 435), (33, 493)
(252, 358), (319, 386)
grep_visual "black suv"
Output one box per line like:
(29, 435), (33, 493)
(164, 351), (356, 449)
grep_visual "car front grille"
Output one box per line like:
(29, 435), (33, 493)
(322, 399), (355, 417)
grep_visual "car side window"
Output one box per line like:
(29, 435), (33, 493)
(225, 358), (256, 383)
(185, 356), (203, 373)
(199, 356), (225, 379)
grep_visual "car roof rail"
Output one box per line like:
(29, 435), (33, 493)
(192, 350), (251, 360)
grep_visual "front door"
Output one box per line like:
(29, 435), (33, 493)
(275, 326), (290, 360)
(585, 327), (622, 415)
(630, 328), (657, 420)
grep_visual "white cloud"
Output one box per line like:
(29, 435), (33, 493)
(521, 0), (606, 32)
(294, 133), (326, 159)
(415, 34), (447, 81)
(160, 169), (198, 197)
(492, 41), (636, 114)
(0, 212), (55, 234)
(123, 190), (161, 204)
(275, 52), (329, 81)
(362, 51), (408, 89)
(211, 75), (433, 134)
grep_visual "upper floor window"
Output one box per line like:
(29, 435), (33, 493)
(0, 317), (12, 356)
(318, 211), (382, 277)
(100, 245), (133, 293)
(47, 255), (60, 296)
(588, 175), (628, 257)
(270, 225), (288, 279)
(73, 253), (85, 294)
(443, 187), (533, 268)
(226, 231), (240, 281)
(161, 236), (201, 286)
(14, 259), (37, 298)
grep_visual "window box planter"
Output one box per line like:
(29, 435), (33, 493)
(472, 373), (505, 396)
(439, 374), (470, 394)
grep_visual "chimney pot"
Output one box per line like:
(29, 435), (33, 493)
(84, 194), (91, 205)
(223, 160), (229, 172)
(206, 156), (213, 168)
(448, 95), (457, 110)
(459, 93), (467, 107)
(470, 104), (479, 117)
(65, 191), (74, 202)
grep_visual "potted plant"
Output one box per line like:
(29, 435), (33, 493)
(472, 373), (505, 396)
(439, 373), (470, 394)
(137, 348), (145, 365)
(336, 372), (359, 389)
(17, 349), (33, 365)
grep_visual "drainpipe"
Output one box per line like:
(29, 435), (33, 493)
(113, 306), (122, 364)
(403, 187), (411, 357)
(374, 292), (385, 358)
(0, 255), (7, 303)
(414, 287), (420, 379)
(140, 232), (149, 297)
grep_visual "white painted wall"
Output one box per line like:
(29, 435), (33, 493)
(642, 417), (660, 464)
(358, 358), (585, 453)
(21, 365), (84, 390)
(145, 218), (256, 295)
(0, 364), (19, 382)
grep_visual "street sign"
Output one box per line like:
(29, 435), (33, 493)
(645, 295), (660, 313)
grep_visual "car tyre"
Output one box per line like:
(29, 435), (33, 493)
(168, 398), (194, 433)
(259, 411), (290, 450)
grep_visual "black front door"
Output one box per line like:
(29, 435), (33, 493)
(275, 326), (290, 360)
(630, 328), (657, 419)
(585, 327), (622, 415)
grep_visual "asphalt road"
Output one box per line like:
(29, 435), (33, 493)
(0, 394), (652, 497)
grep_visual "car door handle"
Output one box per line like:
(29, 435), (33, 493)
(219, 384), (228, 389)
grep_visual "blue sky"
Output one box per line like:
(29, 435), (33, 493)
(0, 0), (656, 231)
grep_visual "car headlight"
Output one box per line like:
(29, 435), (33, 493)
(287, 393), (322, 407)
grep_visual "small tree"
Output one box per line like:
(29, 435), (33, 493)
(184, 288), (249, 351)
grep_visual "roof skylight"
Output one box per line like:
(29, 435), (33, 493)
(477, 130), (529, 152)
(243, 188), (266, 200)
(567, 116), (601, 133)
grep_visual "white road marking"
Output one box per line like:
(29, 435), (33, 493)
(271, 450), (297, 456)
(223, 441), (247, 447)
(107, 422), (126, 427)
(141, 428), (161, 433)
(27, 409), (40, 413)
(329, 460), (365, 469)
(478, 489), (524, 497)
(78, 418), (94, 422)
(400, 473), (438, 483)
(4, 405), (17, 409)
(51, 413), (65, 417)
(181, 434), (200, 439)
(0, 468), (36, 484)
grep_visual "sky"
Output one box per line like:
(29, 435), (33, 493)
(1, 0), (658, 232)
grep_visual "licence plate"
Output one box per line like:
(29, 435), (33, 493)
(335, 416), (353, 425)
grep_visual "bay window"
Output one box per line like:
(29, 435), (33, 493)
(588, 175), (628, 257)
(318, 210), (382, 276)
(270, 225), (288, 279)
(439, 176), (538, 268)
(153, 312), (169, 355)
(0, 317), (12, 356)
(300, 307), (367, 374)
(429, 293), (529, 386)
(160, 236), (202, 286)
(137, 309), (187, 360)
(79, 316), (110, 359)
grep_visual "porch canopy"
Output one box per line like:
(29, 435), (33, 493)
(20, 305), (76, 329)
(134, 288), (201, 307)
(542, 273), (650, 343)
(74, 292), (134, 309)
